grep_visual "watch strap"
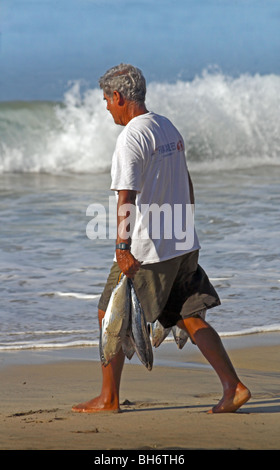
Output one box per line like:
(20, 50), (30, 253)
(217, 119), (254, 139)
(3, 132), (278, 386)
(116, 243), (130, 250)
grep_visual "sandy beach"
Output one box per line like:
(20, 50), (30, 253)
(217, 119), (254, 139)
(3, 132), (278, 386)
(0, 334), (279, 451)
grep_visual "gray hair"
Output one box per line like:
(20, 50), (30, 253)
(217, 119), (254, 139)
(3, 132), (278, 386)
(99, 63), (146, 103)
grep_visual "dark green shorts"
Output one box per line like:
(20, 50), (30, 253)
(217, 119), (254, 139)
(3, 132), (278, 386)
(98, 250), (221, 328)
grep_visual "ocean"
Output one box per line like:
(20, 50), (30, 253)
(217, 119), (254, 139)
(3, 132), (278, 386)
(1, 0), (280, 353)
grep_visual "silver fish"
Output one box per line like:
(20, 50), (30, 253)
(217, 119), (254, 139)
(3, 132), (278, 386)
(172, 326), (189, 349)
(129, 279), (153, 371)
(100, 274), (130, 367)
(122, 327), (135, 360)
(150, 320), (171, 348)
(172, 309), (206, 349)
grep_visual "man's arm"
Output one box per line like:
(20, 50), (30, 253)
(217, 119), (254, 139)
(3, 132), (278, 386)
(115, 190), (141, 278)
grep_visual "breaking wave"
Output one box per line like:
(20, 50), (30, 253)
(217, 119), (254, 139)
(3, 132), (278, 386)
(0, 72), (280, 174)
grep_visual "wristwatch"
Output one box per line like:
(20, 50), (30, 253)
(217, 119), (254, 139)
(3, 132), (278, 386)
(116, 243), (130, 250)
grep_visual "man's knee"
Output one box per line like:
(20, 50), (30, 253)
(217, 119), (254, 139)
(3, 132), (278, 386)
(178, 314), (208, 339)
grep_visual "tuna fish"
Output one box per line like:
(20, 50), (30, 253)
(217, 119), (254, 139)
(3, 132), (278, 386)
(150, 320), (171, 348)
(100, 274), (131, 367)
(172, 326), (189, 349)
(122, 328), (135, 360)
(172, 309), (207, 349)
(129, 279), (153, 371)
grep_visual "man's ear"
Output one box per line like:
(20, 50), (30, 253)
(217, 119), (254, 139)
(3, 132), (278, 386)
(113, 90), (125, 106)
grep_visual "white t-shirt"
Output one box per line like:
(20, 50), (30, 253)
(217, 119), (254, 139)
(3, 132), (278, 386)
(111, 112), (200, 264)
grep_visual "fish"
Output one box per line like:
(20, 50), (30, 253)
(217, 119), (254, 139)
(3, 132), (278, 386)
(129, 279), (153, 371)
(172, 309), (207, 349)
(100, 274), (131, 367)
(122, 326), (135, 360)
(150, 320), (171, 348)
(172, 326), (189, 349)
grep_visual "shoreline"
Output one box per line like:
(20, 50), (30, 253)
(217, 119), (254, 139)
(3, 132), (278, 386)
(0, 332), (279, 450)
(1, 331), (279, 369)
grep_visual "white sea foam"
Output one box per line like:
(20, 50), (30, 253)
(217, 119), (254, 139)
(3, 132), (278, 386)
(55, 291), (101, 300)
(218, 324), (280, 337)
(0, 72), (279, 174)
(0, 328), (100, 350)
(0, 340), (99, 351)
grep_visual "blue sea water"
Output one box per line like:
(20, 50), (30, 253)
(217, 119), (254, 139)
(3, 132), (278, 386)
(0, 0), (280, 352)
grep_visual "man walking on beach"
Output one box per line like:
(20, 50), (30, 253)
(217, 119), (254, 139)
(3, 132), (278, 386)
(72, 64), (250, 414)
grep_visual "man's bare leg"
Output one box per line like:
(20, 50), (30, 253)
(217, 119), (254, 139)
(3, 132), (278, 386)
(72, 309), (125, 413)
(177, 316), (251, 413)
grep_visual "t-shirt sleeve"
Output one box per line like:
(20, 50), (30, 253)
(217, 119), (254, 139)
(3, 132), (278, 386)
(110, 133), (143, 192)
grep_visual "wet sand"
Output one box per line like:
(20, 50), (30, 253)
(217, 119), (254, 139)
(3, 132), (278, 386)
(0, 334), (279, 450)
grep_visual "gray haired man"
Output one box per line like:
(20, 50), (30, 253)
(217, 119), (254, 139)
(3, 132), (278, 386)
(72, 64), (250, 414)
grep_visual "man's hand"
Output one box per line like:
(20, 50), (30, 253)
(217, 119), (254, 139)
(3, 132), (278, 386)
(116, 249), (141, 278)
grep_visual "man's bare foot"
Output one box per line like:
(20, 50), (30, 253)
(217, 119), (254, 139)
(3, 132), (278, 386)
(72, 395), (120, 413)
(208, 382), (251, 414)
